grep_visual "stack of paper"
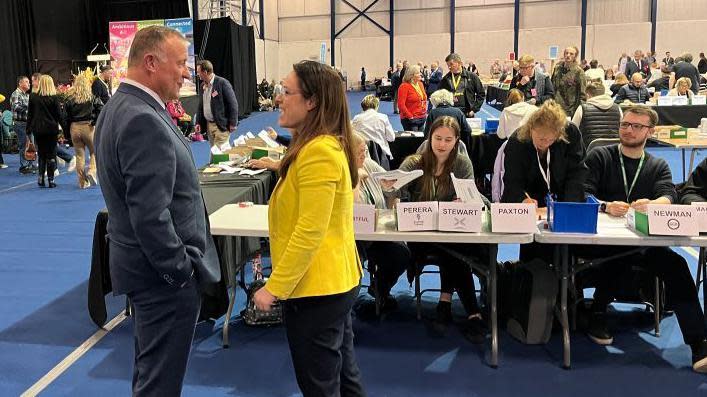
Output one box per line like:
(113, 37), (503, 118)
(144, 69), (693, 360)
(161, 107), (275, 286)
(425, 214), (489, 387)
(371, 169), (423, 190)
(451, 173), (484, 204)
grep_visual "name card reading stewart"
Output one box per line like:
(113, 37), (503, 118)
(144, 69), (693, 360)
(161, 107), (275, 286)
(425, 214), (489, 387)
(490, 203), (537, 233)
(396, 201), (438, 231)
(438, 202), (483, 232)
(646, 204), (699, 236)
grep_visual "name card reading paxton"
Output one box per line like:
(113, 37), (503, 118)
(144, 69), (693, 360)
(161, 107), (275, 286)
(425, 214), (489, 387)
(438, 202), (483, 233)
(396, 201), (438, 231)
(691, 202), (707, 233)
(630, 205), (699, 236)
(490, 203), (537, 233)
(353, 204), (376, 234)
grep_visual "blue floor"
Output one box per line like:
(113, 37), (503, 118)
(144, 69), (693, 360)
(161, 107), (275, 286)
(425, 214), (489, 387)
(0, 92), (706, 396)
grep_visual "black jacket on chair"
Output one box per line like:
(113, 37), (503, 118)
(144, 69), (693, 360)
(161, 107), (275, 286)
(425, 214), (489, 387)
(197, 75), (239, 133)
(501, 122), (587, 207)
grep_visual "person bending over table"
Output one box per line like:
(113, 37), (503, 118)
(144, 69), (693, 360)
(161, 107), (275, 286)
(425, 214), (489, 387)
(381, 116), (490, 344)
(351, 132), (410, 312)
(501, 100), (587, 261)
(510, 54), (555, 106)
(576, 106), (707, 372)
(252, 60), (366, 397)
(439, 53), (485, 117)
(397, 64), (428, 132)
(680, 157), (707, 204)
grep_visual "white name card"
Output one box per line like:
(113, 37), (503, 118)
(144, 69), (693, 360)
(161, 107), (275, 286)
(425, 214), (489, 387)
(691, 202), (707, 232)
(647, 204), (699, 236)
(490, 203), (537, 233)
(396, 201), (438, 231)
(353, 204), (376, 234)
(438, 202), (483, 233)
(693, 95), (707, 105)
(672, 96), (689, 106)
(657, 96), (673, 106)
(467, 118), (482, 130)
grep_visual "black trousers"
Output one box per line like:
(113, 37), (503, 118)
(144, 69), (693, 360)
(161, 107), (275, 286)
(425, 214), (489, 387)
(283, 286), (366, 397)
(128, 279), (201, 397)
(573, 245), (707, 345)
(408, 242), (484, 315)
(364, 241), (410, 298)
(35, 134), (57, 179)
(400, 117), (425, 132)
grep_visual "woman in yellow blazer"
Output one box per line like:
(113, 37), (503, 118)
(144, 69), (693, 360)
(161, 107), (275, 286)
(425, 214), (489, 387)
(254, 60), (365, 397)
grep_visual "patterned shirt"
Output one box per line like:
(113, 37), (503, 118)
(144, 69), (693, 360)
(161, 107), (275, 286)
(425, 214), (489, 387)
(10, 88), (29, 123)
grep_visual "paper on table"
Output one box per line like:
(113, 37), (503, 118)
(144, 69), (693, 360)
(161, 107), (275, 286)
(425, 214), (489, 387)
(257, 130), (280, 148)
(217, 164), (239, 174)
(371, 169), (423, 190)
(233, 135), (247, 146)
(411, 131), (424, 137)
(451, 173), (484, 204)
(210, 145), (223, 155)
(246, 131), (256, 139)
(219, 141), (231, 152)
(240, 168), (266, 176)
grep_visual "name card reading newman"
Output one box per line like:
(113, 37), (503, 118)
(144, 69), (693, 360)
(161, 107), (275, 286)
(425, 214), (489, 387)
(490, 203), (537, 233)
(396, 201), (438, 231)
(629, 205), (700, 236)
(438, 202), (483, 233)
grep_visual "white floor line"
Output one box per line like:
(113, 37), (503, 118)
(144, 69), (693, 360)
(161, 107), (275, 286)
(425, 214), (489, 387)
(0, 180), (36, 194)
(21, 311), (127, 397)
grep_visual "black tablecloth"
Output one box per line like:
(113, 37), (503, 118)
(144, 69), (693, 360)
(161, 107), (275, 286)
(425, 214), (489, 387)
(388, 133), (504, 177)
(654, 105), (707, 127)
(486, 86), (508, 111)
(88, 171), (275, 327)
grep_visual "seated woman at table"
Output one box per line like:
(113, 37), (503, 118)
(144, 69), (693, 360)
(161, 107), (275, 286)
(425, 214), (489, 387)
(496, 88), (538, 139)
(575, 107), (707, 371)
(351, 94), (396, 162)
(351, 132), (410, 311)
(668, 77), (694, 99)
(424, 89), (471, 147)
(397, 64), (428, 132)
(609, 72), (629, 97)
(501, 100), (587, 261)
(382, 116), (490, 343)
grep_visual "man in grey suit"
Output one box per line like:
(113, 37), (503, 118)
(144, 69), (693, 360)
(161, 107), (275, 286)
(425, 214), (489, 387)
(95, 26), (221, 396)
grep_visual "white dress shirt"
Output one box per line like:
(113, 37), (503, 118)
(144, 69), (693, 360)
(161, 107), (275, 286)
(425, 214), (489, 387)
(121, 78), (165, 109)
(202, 74), (215, 122)
(351, 109), (396, 158)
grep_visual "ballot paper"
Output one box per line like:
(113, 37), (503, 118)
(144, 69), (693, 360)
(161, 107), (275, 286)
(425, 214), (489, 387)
(451, 173), (484, 204)
(217, 164), (241, 174)
(257, 130), (280, 148)
(218, 140), (231, 152)
(239, 168), (266, 176)
(246, 131), (256, 139)
(210, 145), (223, 155)
(371, 169), (423, 190)
(233, 135), (247, 146)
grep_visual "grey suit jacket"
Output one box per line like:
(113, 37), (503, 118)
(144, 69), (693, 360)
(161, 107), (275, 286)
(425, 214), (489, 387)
(95, 82), (221, 295)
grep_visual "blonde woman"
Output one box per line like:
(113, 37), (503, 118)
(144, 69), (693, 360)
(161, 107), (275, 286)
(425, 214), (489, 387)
(27, 75), (62, 188)
(496, 88), (538, 139)
(397, 64), (428, 131)
(609, 73), (629, 97)
(66, 74), (102, 188)
(668, 77), (694, 98)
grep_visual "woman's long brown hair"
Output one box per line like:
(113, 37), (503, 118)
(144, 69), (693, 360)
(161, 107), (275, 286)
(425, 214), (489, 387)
(278, 61), (359, 188)
(417, 116), (460, 201)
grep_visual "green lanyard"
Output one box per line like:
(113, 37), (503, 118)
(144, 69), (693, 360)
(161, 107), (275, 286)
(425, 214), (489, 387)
(618, 144), (645, 201)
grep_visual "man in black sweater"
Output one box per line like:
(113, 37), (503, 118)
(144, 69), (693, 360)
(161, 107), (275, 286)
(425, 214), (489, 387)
(439, 53), (485, 117)
(680, 157), (707, 204)
(578, 106), (707, 373)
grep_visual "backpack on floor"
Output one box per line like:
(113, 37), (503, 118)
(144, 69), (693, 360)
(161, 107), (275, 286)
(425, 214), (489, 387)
(505, 259), (558, 345)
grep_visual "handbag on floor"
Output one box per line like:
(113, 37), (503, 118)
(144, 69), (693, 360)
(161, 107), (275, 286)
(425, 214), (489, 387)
(242, 252), (283, 326)
(24, 140), (37, 161)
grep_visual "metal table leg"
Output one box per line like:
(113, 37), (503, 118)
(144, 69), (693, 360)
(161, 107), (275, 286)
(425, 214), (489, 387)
(700, 247), (707, 317)
(488, 244), (499, 368)
(222, 285), (236, 348)
(682, 148), (686, 182)
(559, 244), (571, 369)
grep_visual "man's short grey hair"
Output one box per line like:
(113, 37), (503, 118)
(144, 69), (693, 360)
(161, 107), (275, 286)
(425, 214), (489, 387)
(445, 53), (462, 64)
(429, 89), (454, 107)
(128, 25), (186, 68)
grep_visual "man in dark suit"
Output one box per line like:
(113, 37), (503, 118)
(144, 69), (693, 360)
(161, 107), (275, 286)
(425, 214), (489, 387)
(195, 60), (238, 152)
(662, 51), (675, 67)
(92, 65), (112, 105)
(95, 26), (221, 396)
(626, 50), (650, 80)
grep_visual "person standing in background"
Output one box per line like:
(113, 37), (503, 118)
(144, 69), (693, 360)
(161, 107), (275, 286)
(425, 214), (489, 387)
(551, 46), (587, 116)
(195, 59), (239, 153)
(27, 75), (62, 188)
(92, 65), (113, 105)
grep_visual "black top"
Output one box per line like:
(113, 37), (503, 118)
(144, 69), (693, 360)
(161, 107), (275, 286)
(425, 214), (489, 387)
(584, 144), (676, 203)
(501, 122), (587, 207)
(698, 58), (707, 75)
(66, 98), (98, 123)
(91, 78), (110, 105)
(423, 104), (472, 148)
(27, 93), (62, 136)
(680, 157), (707, 204)
(673, 61), (700, 94)
(438, 69), (485, 114)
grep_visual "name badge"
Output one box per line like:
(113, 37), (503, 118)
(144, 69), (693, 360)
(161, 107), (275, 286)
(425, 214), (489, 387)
(490, 203), (537, 233)
(691, 202), (707, 232)
(438, 202), (483, 233)
(353, 204), (376, 234)
(396, 202), (438, 231)
(531, 88), (538, 97)
(211, 90), (219, 98)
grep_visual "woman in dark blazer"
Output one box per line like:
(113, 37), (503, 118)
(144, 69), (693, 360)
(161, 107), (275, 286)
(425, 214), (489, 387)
(27, 75), (62, 188)
(424, 89), (472, 148)
(501, 100), (587, 260)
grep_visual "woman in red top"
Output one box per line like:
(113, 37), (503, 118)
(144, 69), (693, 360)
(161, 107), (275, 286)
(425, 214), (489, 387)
(397, 64), (428, 131)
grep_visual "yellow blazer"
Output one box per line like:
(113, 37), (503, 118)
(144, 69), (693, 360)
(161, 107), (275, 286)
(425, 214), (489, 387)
(265, 134), (362, 300)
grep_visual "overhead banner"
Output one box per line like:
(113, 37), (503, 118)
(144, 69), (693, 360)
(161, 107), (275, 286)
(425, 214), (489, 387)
(109, 18), (196, 96)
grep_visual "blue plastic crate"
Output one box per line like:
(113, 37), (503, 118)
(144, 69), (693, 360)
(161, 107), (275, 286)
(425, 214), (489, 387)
(547, 194), (600, 233)
(485, 118), (499, 133)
